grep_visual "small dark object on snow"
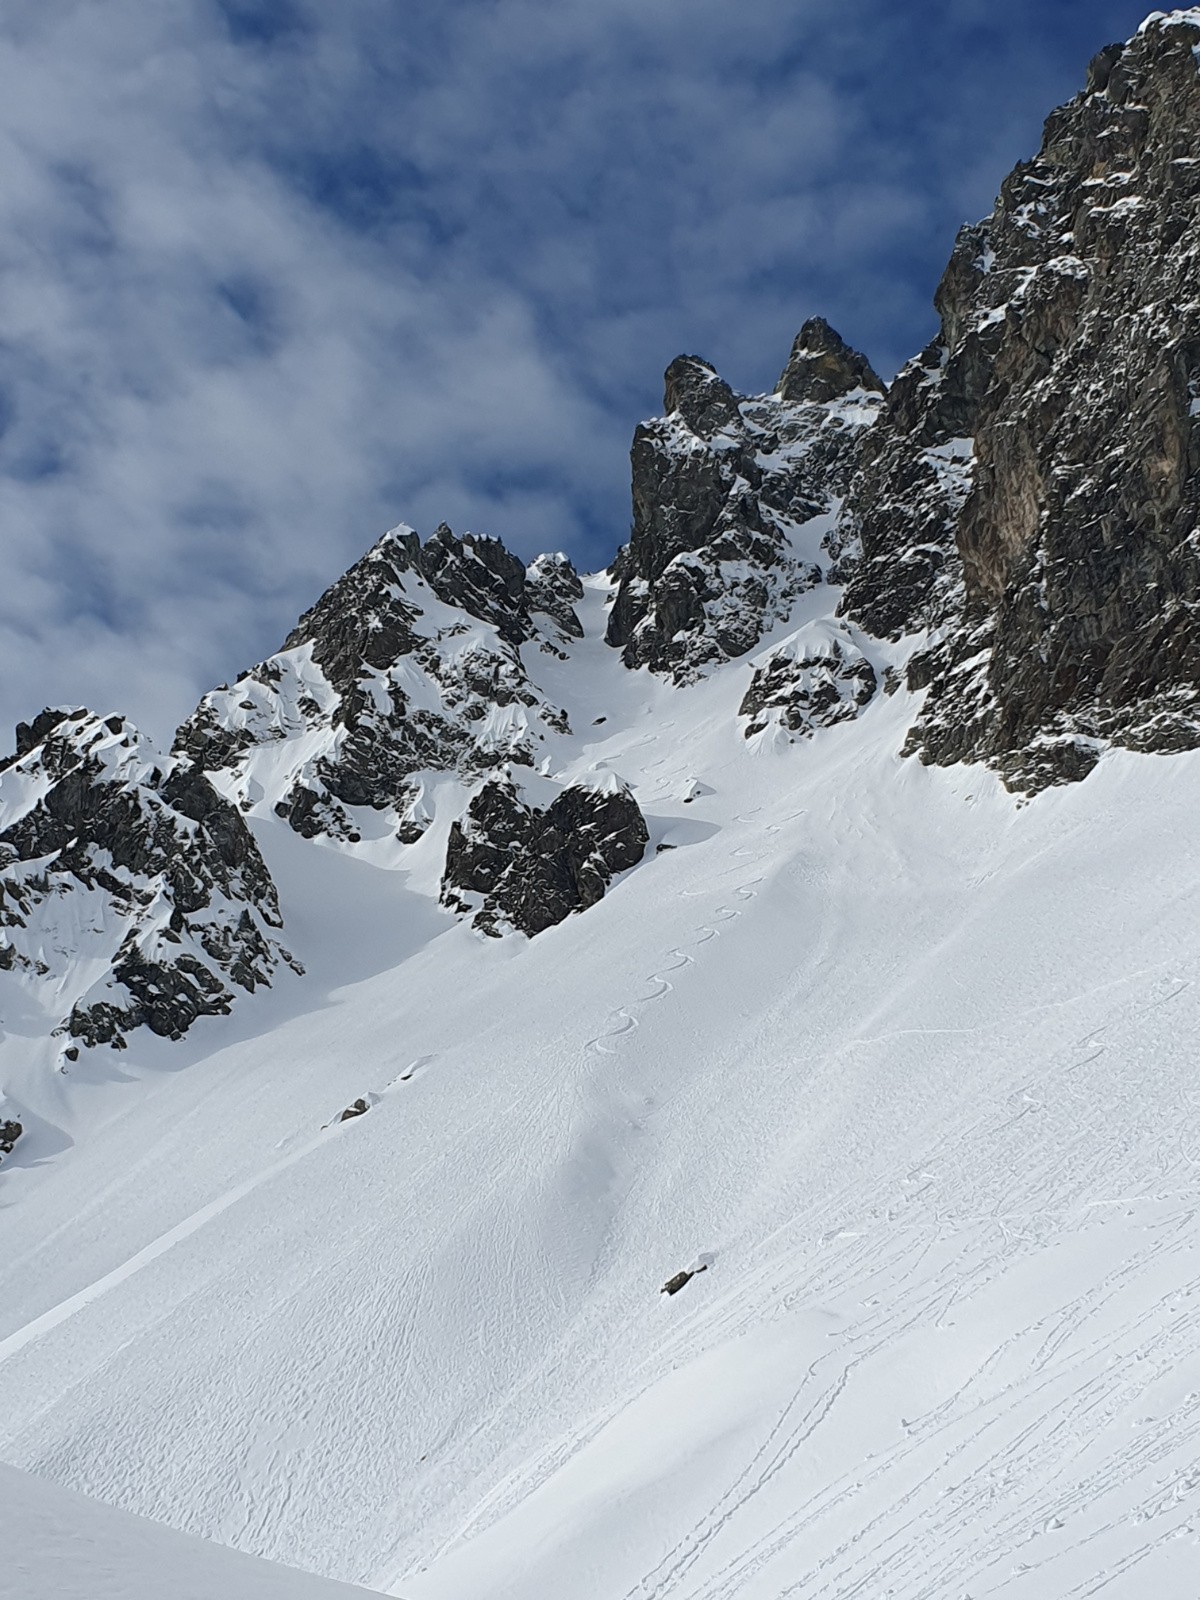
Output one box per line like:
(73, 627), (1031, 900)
(0, 1119), (22, 1159)
(339, 1098), (370, 1122)
(661, 1264), (707, 1296)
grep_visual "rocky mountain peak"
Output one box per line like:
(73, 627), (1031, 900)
(662, 355), (741, 438)
(175, 520), (579, 849)
(418, 522), (533, 647)
(776, 317), (886, 405)
(606, 334), (884, 681)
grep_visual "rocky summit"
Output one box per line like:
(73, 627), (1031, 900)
(3, 10), (1200, 1051)
(174, 521), (578, 849)
(605, 324), (884, 681)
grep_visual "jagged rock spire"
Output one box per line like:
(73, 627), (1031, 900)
(662, 355), (740, 437)
(776, 318), (886, 405)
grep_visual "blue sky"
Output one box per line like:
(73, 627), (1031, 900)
(0, 0), (1155, 741)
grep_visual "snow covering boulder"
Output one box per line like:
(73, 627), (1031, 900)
(839, 13), (1200, 792)
(441, 769), (648, 936)
(740, 623), (877, 740)
(605, 330), (884, 682)
(0, 708), (290, 1050)
(175, 523), (575, 846)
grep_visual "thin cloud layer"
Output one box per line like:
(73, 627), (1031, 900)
(0, 0), (1148, 741)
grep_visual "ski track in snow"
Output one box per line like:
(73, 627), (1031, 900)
(3, 583), (1200, 1597)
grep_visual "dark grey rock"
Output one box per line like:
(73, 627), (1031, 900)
(0, 709), (291, 1050)
(662, 1265), (707, 1296)
(776, 317), (886, 405)
(607, 336), (883, 680)
(442, 773), (648, 937)
(0, 1119), (21, 1160)
(740, 629), (877, 740)
(840, 14), (1200, 793)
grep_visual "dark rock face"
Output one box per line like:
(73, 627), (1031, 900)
(606, 338), (884, 681)
(840, 14), (1200, 792)
(0, 1119), (21, 1160)
(175, 523), (576, 845)
(442, 773), (648, 937)
(525, 552), (585, 639)
(777, 317), (886, 405)
(0, 709), (291, 1049)
(739, 625), (877, 740)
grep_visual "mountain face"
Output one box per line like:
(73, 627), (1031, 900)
(0, 709), (289, 1052)
(0, 36), (1197, 1034)
(840, 10), (1200, 791)
(174, 522), (579, 850)
(605, 322), (884, 681)
(5, 14), (1200, 1052)
(8, 14), (1200, 1600)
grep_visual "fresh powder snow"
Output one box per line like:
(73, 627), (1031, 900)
(2, 573), (1200, 1597)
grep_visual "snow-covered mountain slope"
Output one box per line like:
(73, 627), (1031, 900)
(0, 1460), (382, 1599)
(3, 576), (1200, 1598)
(7, 12), (1200, 1598)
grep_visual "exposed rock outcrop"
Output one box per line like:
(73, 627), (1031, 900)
(0, 709), (290, 1049)
(441, 770), (648, 937)
(605, 333), (884, 682)
(739, 622), (877, 741)
(175, 524), (577, 845)
(525, 552), (585, 640)
(777, 317), (886, 406)
(661, 1264), (708, 1296)
(839, 12), (1200, 792)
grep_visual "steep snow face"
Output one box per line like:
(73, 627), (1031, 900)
(174, 523), (579, 850)
(3, 563), (1200, 1598)
(605, 332), (884, 682)
(0, 708), (288, 1057)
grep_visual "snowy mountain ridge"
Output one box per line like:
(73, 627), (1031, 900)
(5, 12), (1200, 1600)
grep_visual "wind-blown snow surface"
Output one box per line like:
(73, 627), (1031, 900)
(3, 577), (1200, 1597)
(0, 1460), (381, 1599)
